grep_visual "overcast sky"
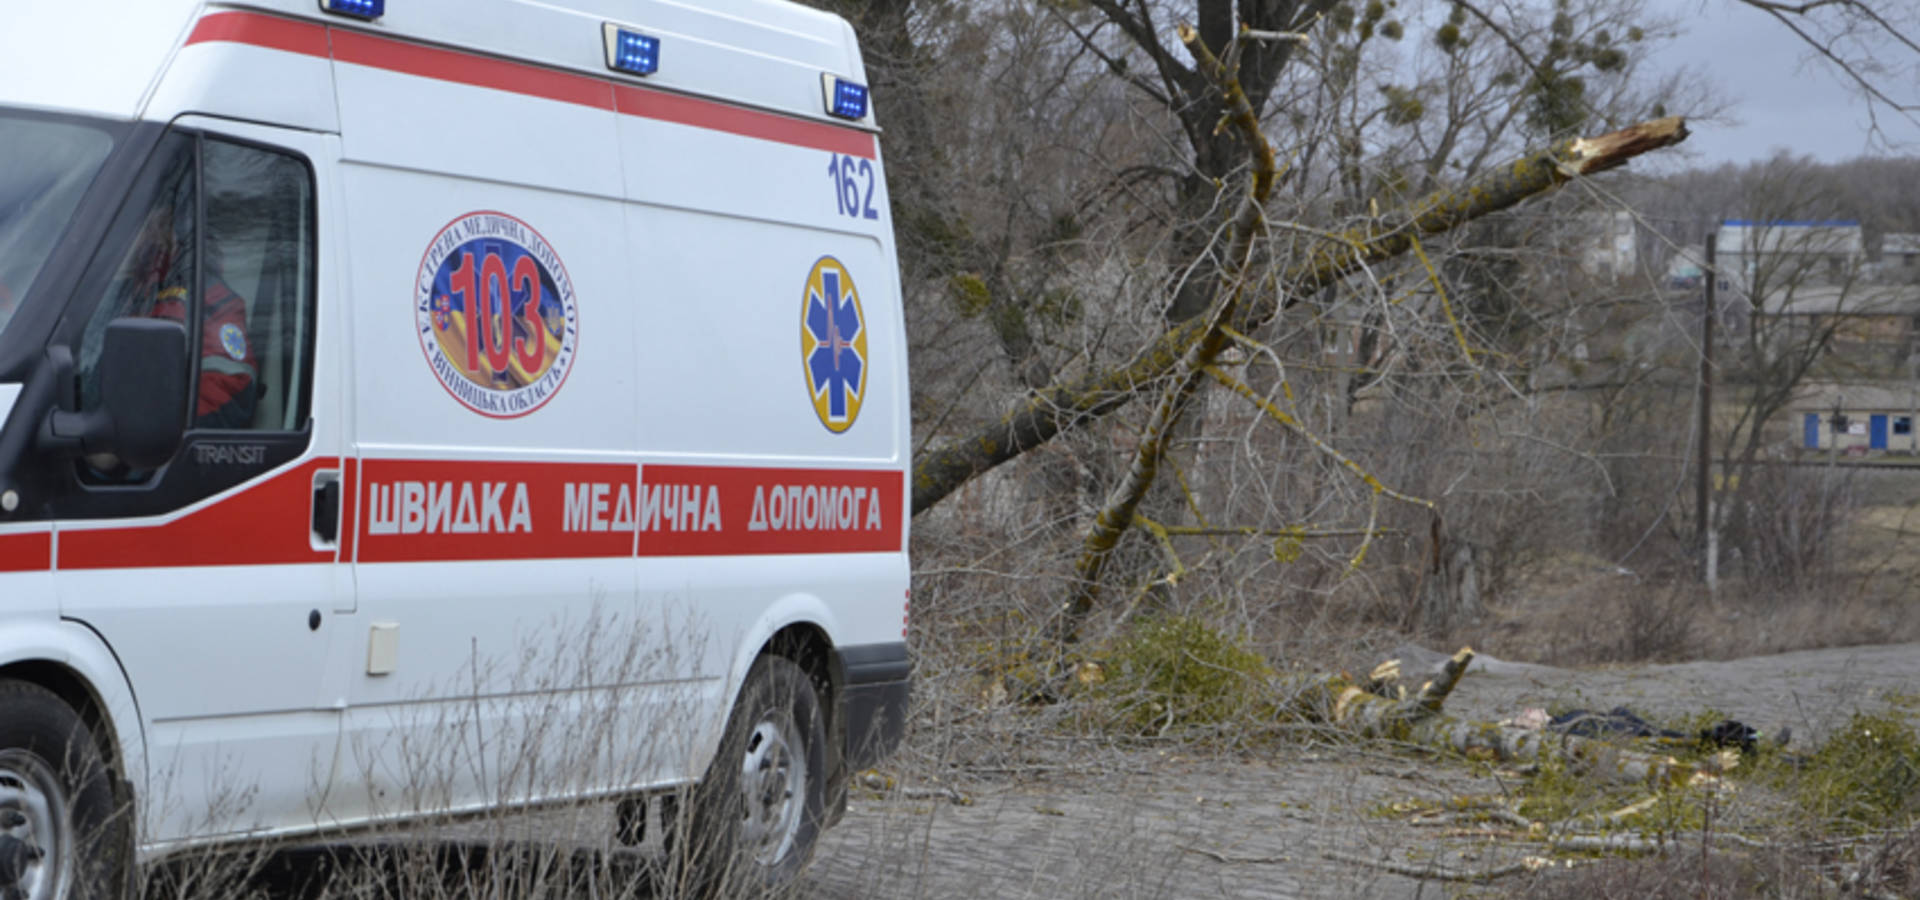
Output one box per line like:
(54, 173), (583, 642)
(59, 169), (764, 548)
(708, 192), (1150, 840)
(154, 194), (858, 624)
(1646, 0), (1920, 168)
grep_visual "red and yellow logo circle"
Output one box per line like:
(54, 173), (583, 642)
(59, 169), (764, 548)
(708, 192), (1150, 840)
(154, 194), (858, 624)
(415, 211), (578, 418)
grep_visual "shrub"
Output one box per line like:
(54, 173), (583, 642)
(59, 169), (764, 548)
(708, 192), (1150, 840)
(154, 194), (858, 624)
(1792, 712), (1920, 831)
(1094, 614), (1274, 735)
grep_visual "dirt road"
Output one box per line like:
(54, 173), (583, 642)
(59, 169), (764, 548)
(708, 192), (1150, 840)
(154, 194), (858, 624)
(195, 642), (1917, 898)
(805, 641), (1920, 899)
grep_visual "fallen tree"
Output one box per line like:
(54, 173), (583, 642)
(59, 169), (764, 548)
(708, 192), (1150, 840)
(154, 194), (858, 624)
(871, 625), (1917, 891)
(1268, 645), (1912, 891)
(1296, 647), (1739, 790)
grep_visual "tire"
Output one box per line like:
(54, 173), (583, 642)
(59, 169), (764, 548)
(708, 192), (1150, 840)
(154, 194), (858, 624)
(684, 655), (826, 896)
(0, 680), (129, 900)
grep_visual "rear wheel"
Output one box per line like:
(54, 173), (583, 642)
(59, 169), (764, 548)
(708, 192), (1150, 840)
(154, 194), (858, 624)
(0, 681), (128, 900)
(684, 656), (826, 895)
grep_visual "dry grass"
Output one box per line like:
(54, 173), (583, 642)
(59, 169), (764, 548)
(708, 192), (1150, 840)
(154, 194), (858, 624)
(116, 610), (829, 900)
(84, 454), (1919, 899)
(1467, 503), (1920, 668)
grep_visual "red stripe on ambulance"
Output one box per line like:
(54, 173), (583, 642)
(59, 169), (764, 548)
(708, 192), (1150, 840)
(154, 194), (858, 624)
(329, 29), (617, 112)
(354, 461), (903, 562)
(184, 10), (330, 58)
(635, 466), (901, 557)
(611, 86), (878, 159)
(185, 11), (878, 159)
(0, 532), (51, 573)
(355, 460), (635, 563)
(59, 460), (340, 570)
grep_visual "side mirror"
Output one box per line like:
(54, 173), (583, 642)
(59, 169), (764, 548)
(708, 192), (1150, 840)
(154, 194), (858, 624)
(45, 318), (189, 470)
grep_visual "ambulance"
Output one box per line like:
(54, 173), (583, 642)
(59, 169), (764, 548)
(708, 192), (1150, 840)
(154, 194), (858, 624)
(0, 0), (910, 893)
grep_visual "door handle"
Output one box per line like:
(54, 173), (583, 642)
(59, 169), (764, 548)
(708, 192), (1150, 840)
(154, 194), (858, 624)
(312, 470), (342, 547)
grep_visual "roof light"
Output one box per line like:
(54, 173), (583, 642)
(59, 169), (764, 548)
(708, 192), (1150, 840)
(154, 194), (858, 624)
(319, 0), (383, 20)
(602, 24), (660, 77)
(821, 74), (869, 121)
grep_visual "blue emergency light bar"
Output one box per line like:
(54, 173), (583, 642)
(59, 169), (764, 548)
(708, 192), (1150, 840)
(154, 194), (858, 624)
(823, 75), (869, 121)
(319, 0), (383, 20)
(603, 24), (661, 77)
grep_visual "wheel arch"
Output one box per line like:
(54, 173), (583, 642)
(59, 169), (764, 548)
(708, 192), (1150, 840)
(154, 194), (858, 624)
(0, 621), (146, 816)
(759, 620), (854, 826)
(762, 621), (842, 709)
(718, 599), (846, 801)
(724, 596), (843, 714)
(0, 660), (120, 770)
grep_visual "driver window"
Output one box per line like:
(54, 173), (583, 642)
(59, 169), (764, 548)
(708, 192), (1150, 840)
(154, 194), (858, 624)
(201, 138), (315, 432)
(77, 133), (315, 438)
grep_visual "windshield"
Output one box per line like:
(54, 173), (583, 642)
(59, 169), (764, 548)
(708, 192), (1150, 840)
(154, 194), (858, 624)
(0, 112), (117, 339)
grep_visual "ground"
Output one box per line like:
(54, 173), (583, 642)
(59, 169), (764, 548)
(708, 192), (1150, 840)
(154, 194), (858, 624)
(173, 640), (1919, 898)
(804, 641), (1920, 899)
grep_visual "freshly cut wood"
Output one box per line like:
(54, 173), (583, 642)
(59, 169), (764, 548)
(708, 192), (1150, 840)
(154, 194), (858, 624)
(1300, 647), (1736, 789)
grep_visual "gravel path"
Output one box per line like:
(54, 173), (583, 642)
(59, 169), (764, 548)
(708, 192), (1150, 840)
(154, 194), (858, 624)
(206, 642), (1920, 898)
(805, 641), (1920, 899)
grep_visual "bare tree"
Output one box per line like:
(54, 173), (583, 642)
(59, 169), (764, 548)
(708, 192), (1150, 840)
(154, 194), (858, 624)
(1705, 163), (1871, 584)
(1728, 0), (1920, 141)
(797, 1), (1703, 655)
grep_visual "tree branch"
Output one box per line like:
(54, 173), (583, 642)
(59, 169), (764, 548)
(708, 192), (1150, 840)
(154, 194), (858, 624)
(1731, 0), (1920, 126)
(1048, 9), (1172, 107)
(1055, 23), (1277, 643)
(910, 117), (1690, 515)
(1752, 5), (1917, 114)
(1086, 0), (1203, 111)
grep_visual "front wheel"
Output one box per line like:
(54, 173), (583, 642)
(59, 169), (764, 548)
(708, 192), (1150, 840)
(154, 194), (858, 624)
(684, 655), (826, 894)
(0, 681), (128, 900)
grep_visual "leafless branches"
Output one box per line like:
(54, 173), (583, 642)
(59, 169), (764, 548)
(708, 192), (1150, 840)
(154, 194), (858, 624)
(1730, 0), (1920, 138)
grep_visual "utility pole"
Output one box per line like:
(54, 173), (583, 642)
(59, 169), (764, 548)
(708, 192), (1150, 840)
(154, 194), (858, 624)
(1697, 233), (1717, 590)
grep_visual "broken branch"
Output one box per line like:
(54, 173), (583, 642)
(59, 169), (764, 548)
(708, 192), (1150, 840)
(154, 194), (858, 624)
(1293, 646), (1739, 791)
(1050, 23), (1278, 643)
(910, 118), (1687, 515)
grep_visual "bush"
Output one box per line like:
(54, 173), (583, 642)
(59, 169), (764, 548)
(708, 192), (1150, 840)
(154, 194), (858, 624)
(1094, 614), (1274, 736)
(1791, 712), (1920, 831)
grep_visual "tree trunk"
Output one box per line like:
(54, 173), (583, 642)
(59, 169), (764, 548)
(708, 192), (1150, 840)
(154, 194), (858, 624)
(1419, 536), (1484, 630)
(1300, 648), (1738, 789)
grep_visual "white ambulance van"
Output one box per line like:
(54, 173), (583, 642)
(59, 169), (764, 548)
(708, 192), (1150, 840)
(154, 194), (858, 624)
(0, 0), (910, 893)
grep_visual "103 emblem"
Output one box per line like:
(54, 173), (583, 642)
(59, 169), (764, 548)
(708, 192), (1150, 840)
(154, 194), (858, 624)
(416, 211), (579, 418)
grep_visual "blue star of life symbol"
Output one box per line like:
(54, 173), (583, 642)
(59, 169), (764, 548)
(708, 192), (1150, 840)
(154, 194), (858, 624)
(807, 269), (864, 419)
